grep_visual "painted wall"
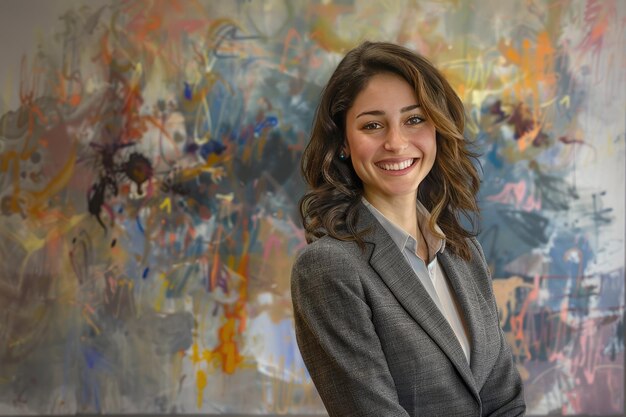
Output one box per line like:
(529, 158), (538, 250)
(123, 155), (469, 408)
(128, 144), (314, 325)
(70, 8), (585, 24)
(0, 0), (623, 415)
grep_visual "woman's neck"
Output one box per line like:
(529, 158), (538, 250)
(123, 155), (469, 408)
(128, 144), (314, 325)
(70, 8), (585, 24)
(363, 192), (419, 238)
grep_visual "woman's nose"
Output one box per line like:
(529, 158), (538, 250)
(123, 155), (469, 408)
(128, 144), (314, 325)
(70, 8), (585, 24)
(383, 127), (409, 152)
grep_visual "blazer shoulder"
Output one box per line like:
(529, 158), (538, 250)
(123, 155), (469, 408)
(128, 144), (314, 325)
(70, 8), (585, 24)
(294, 236), (364, 267)
(443, 237), (488, 270)
(467, 237), (488, 266)
(291, 236), (367, 291)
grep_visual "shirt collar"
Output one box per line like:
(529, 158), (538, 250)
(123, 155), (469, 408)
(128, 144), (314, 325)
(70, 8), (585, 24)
(362, 197), (446, 261)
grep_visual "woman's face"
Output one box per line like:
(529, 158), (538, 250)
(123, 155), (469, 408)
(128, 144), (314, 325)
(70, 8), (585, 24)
(344, 72), (436, 205)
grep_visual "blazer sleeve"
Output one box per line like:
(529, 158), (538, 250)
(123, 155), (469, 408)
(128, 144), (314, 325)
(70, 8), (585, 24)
(291, 241), (410, 417)
(470, 238), (526, 416)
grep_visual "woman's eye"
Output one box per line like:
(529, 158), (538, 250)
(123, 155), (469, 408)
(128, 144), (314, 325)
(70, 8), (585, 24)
(363, 122), (382, 130)
(406, 115), (424, 125)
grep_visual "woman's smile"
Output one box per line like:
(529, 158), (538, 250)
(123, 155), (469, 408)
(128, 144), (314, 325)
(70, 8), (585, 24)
(375, 158), (418, 173)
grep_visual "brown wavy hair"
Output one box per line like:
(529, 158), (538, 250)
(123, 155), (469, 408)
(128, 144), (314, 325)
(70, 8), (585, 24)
(299, 41), (480, 260)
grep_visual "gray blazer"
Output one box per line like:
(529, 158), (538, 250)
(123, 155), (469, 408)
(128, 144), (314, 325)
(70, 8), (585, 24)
(291, 203), (525, 416)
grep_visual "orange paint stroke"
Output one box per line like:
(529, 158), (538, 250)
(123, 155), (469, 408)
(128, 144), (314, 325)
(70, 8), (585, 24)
(498, 31), (557, 115)
(0, 150), (29, 215)
(53, 72), (79, 107)
(209, 226), (223, 292)
(205, 317), (244, 374)
(236, 253), (249, 334)
(279, 28), (304, 72)
(100, 30), (113, 65)
(509, 275), (539, 342)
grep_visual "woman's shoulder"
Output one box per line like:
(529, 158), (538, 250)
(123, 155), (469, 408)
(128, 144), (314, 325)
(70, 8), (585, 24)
(296, 235), (362, 259)
(295, 235), (362, 265)
(445, 236), (487, 263)
(466, 236), (491, 273)
(442, 236), (492, 283)
(466, 236), (486, 260)
(291, 235), (368, 283)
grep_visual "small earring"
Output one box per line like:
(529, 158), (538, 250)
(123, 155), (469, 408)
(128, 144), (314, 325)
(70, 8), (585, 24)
(339, 151), (347, 160)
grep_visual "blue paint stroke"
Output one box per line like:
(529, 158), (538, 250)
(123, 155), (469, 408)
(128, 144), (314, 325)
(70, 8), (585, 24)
(486, 143), (503, 170)
(183, 82), (193, 100)
(199, 139), (226, 159)
(254, 116), (278, 137)
(80, 346), (114, 413)
(136, 216), (145, 234)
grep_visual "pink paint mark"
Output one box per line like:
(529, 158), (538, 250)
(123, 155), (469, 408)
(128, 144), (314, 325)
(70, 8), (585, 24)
(102, 203), (115, 225)
(287, 218), (308, 252)
(262, 233), (282, 262)
(486, 180), (541, 211)
(577, 0), (614, 56)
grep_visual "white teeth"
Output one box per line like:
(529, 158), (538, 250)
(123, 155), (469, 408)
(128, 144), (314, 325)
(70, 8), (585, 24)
(377, 159), (415, 171)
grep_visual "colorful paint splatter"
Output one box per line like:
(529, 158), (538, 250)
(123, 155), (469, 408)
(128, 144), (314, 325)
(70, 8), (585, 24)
(0, 0), (623, 414)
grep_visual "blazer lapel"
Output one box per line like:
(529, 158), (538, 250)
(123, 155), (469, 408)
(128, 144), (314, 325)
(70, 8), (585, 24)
(357, 205), (479, 400)
(438, 250), (489, 389)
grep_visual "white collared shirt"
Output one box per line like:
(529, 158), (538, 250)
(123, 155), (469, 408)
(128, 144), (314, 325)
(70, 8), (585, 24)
(363, 198), (472, 364)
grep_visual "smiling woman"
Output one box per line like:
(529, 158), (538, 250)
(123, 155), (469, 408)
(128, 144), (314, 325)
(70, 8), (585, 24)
(343, 72), (437, 262)
(299, 41), (482, 261)
(291, 41), (526, 416)
(343, 72), (437, 226)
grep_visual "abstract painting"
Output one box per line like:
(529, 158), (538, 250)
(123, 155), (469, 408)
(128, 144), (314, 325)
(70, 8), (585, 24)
(0, 0), (623, 415)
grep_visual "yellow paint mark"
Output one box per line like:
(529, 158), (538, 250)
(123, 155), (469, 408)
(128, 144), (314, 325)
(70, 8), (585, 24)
(559, 95), (570, 108)
(190, 343), (203, 364)
(154, 273), (169, 311)
(160, 197), (172, 213)
(196, 369), (207, 408)
(241, 144), (253, 163)
(7, 335), (28, 349)
(309, 18), (353, 53)
(256, 135), (268, 159)
(173, 154), (222, 184)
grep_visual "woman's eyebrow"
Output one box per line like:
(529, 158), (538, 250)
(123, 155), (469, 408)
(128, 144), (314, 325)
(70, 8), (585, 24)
(400, 104), (420, 113)
(356, 104), (421, 119)
(356, 110), (384, 118)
